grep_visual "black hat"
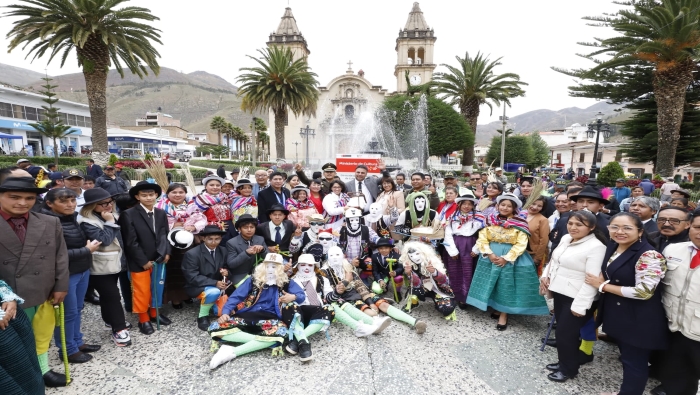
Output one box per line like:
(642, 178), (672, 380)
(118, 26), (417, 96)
(231, 168), (240, 174)
(0, 176), (47, 194)
(81, 188), (118, 206)
(235, 179), (252, 189)
(671, 189), (691, 198)
(305, 243), (325, 263)
(569, 186), (610, 205)
(376, 238), (394, 248)
(129, 180), (162, 198)
(49, 172), (64, 181)
(235, 214), (258, 229)
(27, 166), (44, 178)
(199, 225), (227, 236)
(321, 163), (337, 172)
(267, 204), (289, 215)
(62, 168), (84, 179)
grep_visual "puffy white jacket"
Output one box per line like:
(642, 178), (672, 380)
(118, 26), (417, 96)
(541, 233), (606, 315)
(661, 242), (700, 341)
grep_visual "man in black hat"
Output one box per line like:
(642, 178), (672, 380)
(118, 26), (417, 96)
(257, 172), (290, 222)
(370, 237), (403, 299)
(295, 162), (338, 194)
(226, 214), (268, 288)
(551, 186), (610, 252)
(256, 204), (300, 256)
(181, 225), (229, 331)
(230, 168), (240, 182)
(0, 176), (69, 387)
(62, 168), (86, 209)
(118, 181), (171, 335)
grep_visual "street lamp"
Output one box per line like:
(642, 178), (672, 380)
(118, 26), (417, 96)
(585, 111), (611, 185)
(292, 141), (301, 163)
(300, 124), (315, 165)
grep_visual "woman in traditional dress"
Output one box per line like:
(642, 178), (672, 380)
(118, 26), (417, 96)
(443, 192), (485, 309)
(187, 176), (237, 243)
(477, 181), (504, 218)
(308, 179), (325, 216)
(221, 179), (235, 198)
(286, 186), (318, 228)
(322, 180), (350, 232)
(467, 193), (549, 330)
(156, 183), (206, 309)
(436, 186), (459, 228)
(230, 179), (258, 223)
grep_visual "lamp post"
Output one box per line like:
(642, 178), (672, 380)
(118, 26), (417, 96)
(585, 111), (611, 186)
(292, 141), (301, 163)
(300, 124), (315, 166)
(499, 106), (509, 169)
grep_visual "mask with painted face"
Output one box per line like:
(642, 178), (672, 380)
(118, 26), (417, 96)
(365, 202), (384, 223)
(319, 234), (335, 253)
(265, 263), (277, 285)
(295, 262), (316, 281)
(348, 217), (361, 231)
(414, 196), (426, 212)
(309, 222), (323, 235)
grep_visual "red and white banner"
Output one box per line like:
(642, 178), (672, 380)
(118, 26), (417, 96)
(335, 154), (382, 174)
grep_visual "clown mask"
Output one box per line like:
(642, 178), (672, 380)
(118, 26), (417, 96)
(319, 235), (335, 252)
(309, 221), (324, 234)
(414, 196), (427, 212)
(296, 262), (315, 281)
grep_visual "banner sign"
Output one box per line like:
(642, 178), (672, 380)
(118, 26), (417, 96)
(336, 154), (382, 173)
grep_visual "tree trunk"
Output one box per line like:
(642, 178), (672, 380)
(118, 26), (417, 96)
(53, 137), (59, 166)
(653, 62), (694, 177)
(274, 107), (286, 159)
(461, 98), (480, 172)
(78, 36), (111, 166)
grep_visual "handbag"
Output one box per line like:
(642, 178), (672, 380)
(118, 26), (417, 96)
(91, 239), (123, 275)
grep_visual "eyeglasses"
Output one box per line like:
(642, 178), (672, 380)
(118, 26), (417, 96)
(97, 200), (113, 207)
(657, 217), (686, 225)
(470, 178), (480, 181)
(319, 237), (333, 241)
(607, 225), (639, 232)
(309, 222), (325, 226)
(255, 175), (267, 178)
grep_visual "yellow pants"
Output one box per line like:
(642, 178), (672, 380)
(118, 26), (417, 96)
(23, 301), (56, 355)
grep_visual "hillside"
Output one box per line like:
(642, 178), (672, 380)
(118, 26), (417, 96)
(476, 101), (625, 143)
(0, 63), (46, 87)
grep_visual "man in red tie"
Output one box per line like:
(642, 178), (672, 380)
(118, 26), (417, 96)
(656, 209), (700, 395)
(0, 176), (69, 387)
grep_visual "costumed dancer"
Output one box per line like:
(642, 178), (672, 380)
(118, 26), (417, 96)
(395, 191), (442, 242)
(322, 180), (350, 232)
(443, 192), (485, 309)
(322, 246), (392, 335)
(182, 225), (230, 331)
(286, 186), (319, 229)
(187, 176), (237, 244)
(365, 201), (395, 240)
(400, 241), (457, 320)
(208, 253), (305, 369)
(284, 253), (335, 361)
(466, 193), (549, 331)
(156, 183), (206, 309)
(338, 207), (380, 285)
(230, 177), (258, 223)
(289, 213), (328, 254)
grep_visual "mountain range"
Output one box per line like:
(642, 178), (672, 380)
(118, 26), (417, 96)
(1, 62), (625, 144)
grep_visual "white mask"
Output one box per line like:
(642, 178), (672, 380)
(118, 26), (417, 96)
(319, 236), (335, 253)
(414, 197), (426, 211)
(348, 217), (361, 231)
(369, 203), (381, 216)
(309, 223), (323, 234)
(327, 246), (345, 275)
(265, 263), (277, 285)
(408, 250), (424, 266)
(295, 262), (315, 281)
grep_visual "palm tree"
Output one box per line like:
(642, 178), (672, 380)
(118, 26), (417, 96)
(237, 46), (319, 159)
(583, 0), (700, 176)
(231, 125), (244, 158)
(434, 52), (527, 171)
(5, 0), (161, 164)
(210, 116), (228, 146)
(496, 128), (514, 137)
(30, 76), (74, 164)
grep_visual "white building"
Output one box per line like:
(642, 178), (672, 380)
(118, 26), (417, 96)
(549, 141), (654, 178)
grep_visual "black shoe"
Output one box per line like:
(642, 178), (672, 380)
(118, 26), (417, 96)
(490, 312), (500, 319)
(551, 322), (557, 330)
(138, 322), (155, 335)
(67, 351), (93, 364)
(197, 316), (210, 331)
(150, 314), (172, 326)
(298, 339), (312, 362)
(496, 323), (508, 331)
(650, 385), (667, 395)
(578, 350), (594, 365)
(183, 298), (194, 304)
(43, 370), (67, 387)
(541, 337), (557, 347)
(84, 294), (100, 305)
(458, 302), (469, 311)
(547, 371), (570, 382)
(172, 302), (183, 310)
(78, 344), (101, 353)
(546, 362), (560, 372)
(285, 338), (299, 355)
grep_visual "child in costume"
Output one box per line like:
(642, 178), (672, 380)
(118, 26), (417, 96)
(208, 253), (305, 369)
(284, 253), (335, 361)
(338, 207), (380, 285)
(364, 201), (395, 240)
(289, 213), (328, 254)
(371, 238), (403, 301)
(285, 186), (319, 228)
(466, 193), (549, 331)
(400, 241), (456, 320)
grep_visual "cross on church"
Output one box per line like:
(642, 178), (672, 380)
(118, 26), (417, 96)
(347, 60), (353, 70)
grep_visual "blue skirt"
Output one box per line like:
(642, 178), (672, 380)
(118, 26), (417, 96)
(466, 242), (549, 315)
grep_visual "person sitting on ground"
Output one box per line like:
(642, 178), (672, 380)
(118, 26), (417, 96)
(370, 238), (403, 301)
(400, 241), (456, 321)
(226, 214), (268, 289)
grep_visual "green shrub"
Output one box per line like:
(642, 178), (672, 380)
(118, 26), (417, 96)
(680, 182), (695, 190)
(108, 154), (118, 166)
(0, 155), (86, 167)
(597, 162), (626, 187)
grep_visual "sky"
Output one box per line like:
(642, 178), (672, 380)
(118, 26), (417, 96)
(0, 0), (623, 125)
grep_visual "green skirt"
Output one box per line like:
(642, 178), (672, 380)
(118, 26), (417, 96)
(466, 242), (549, 315)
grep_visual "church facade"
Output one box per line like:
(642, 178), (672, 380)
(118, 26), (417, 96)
(265, 2), (436, 163)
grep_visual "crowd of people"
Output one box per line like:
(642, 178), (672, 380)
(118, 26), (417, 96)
(0, 158), (699, 395)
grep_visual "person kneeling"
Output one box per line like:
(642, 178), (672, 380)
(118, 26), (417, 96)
(209, 253), (305, 369)
(182, 225), (230, 331)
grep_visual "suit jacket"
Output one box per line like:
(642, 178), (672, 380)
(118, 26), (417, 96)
(371, 251), (403, 280)
(596, 240), (668, 350)
(256, 220), (296, 251)
(346, 176), (380, 200)
(118, 205), (171, 272)
(252, 183), (268, 199)
(86, 164), (103, 178)
(225, 235), (268, 286)
(181, 243), (228, 298)
(257, 187), (290, 222)
(643, 219), (659, 234)
(0, 212), (69, 308)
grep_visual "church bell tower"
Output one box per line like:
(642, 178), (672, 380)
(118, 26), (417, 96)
(395, 2), (436, 93)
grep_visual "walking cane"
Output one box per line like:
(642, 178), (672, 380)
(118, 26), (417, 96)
(386, 258), (400, 303)
(540, 314), (556, 352)
(54, 303), (71, 384)
(152, 262), (165, 330)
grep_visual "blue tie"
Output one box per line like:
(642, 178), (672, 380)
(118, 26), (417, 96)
(275, 226), (282, 244)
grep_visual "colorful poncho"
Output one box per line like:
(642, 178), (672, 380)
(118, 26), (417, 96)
(486, 213), (530, 236)
(326, 193), (349, 224)
(230, 193), (258, 222)
(187, 192), (232, 224)
(286, 197), (319, 228)
(450, 210), (486, 230)
(156, 196), (206, 232)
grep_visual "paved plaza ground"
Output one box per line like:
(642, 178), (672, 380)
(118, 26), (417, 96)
(44, 300), (665, 395)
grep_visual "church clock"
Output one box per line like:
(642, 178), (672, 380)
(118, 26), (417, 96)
(410, 74), (422, 85)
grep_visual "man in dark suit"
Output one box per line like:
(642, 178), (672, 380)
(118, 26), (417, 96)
(629, 196), (660, 234)
(256, 204), (300, 255)
(181, 225), (229, 331)
(226, 214), (268, 287)
(85, 159), (103, 178)
(0, 176), (69, 387)
(345, 164), (383, 214)
(119, 181), (171, 335)
(257, 172), (290, 222)
(647, 206), (691, 252)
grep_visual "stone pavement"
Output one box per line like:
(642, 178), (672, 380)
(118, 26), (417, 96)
(45, 301), (663, 395)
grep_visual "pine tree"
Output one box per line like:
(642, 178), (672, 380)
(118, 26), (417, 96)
(28, 76), (74, 164)
(485, 135), (534, 166)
